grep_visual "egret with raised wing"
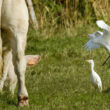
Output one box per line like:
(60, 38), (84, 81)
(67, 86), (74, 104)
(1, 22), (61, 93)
(84, 20), (110, 65)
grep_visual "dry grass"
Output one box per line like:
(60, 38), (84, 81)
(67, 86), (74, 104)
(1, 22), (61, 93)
(32, 0), (110, 30)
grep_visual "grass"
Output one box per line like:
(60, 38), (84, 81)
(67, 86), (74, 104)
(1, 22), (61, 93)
(1, 24), (110, 110)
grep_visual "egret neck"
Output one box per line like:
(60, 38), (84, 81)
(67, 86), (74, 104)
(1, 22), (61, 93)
(90, 62), (94, 73)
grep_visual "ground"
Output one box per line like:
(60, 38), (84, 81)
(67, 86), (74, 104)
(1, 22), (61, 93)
(0, 25), (110, 110)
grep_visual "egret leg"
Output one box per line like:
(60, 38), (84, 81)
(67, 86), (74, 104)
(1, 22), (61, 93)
(102, 55), (110, 66)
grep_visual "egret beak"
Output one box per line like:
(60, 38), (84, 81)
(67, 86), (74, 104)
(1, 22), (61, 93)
(102, 55), (110, 66)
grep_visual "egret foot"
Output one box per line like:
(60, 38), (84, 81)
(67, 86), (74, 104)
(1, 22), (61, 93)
(18, 96), (29, 107)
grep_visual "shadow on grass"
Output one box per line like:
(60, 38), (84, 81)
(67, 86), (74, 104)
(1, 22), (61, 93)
(103, 87), (110, 93)
(0, 91), (18, 107)
(7, 99), (17, 106)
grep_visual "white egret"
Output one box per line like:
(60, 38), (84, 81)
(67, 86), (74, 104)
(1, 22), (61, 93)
(86, 59), (102, 92)
(84, 20), (110, 65)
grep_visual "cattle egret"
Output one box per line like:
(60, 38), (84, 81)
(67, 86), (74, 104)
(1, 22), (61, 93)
(84, 20), (110, 65)
(86, 59), (102, 92)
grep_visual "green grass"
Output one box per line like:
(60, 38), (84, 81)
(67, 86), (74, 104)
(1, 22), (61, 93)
(1, 25), (110, 110)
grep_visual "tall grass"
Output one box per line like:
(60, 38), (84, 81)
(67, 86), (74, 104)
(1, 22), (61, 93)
(32, 0), (110, 31)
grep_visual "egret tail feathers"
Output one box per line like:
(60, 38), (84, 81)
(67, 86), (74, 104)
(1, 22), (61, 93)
(98, 84), (102, 92)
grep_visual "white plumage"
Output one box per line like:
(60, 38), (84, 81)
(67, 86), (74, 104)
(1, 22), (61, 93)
(84, 31), (102, 50)
(86, 60), (102, 92)
(84, 20), (110, 65)
(84, 20), (110, 51)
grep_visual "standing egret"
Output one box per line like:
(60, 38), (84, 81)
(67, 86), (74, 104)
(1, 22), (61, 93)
(86, 59), (102, 92)
(84, 20), (110, 65)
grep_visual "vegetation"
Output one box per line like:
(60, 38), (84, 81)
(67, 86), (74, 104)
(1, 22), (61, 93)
(0, 24), (110, 109)
(32, 0), (110, 29)
(1, 0), (110, 110)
